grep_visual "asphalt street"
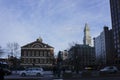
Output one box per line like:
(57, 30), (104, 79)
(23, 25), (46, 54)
(4, 71), (120, 80)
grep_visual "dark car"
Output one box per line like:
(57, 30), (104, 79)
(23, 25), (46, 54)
(3, 68), (12, 75)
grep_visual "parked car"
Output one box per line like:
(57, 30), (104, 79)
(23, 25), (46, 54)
(100, 66), (118, 73)
(81, 67), (94, 77)
(3, 68), (12, 75)
(19, 68), (44, 77)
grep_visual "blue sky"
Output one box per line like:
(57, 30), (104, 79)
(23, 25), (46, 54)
(0, 0), (111, 56)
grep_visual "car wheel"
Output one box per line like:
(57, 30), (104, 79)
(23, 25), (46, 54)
(36, 73), (41, 77)
(5, 73), (8, 76)
(21, 73), (26, 76)
(113, 70), (117, 73)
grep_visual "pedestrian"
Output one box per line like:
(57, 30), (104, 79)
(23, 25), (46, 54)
(62, 67), (65, 73)
(53, 66), (56, 75)
(57, 66), (61, 78)
(0, 67), (5, 80)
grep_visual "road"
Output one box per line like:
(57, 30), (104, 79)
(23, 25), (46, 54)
(5, 71), (53, 80)
(64, 77), (120, 80)
(4, 71), (120, 80)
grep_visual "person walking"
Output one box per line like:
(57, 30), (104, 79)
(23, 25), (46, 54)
(0, 68), (5, 80)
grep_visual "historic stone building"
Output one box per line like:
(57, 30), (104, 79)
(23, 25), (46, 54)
(21, 38), (54, 68)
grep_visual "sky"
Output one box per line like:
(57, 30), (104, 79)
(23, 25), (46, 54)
(0, 0), (111, 57)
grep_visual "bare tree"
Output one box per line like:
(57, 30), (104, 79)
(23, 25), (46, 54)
(0, 46), (4, 57)
(68, 41), (77, 50)
(7, 42), (20, 57)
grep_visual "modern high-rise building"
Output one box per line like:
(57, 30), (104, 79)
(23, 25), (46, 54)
(110, 0), (120, 64)
(94, 27), (114, 65)
(83, 23), (92, 46)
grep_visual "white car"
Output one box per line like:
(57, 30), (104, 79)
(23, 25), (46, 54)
(19, 68), (44, 77)
(100, 66), (118, 73)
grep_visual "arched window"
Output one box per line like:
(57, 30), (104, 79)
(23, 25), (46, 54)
(32, 43), (43, 48)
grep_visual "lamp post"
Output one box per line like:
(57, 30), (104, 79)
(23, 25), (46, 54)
(57, 51), (63, 78)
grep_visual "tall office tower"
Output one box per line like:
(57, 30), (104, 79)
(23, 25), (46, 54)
(94, 27), (114, 65)
(110, 0), (120, 64)
(83, 23), (92, 46)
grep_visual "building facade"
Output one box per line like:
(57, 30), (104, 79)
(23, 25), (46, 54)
(68, 24), (95, 69)
(21, 38), (54, 68)
(68, 44), (95, 69)
(110, 0), (120, 65)
(94, 27), (114, 65)
(83, 23), (92, 46)
(61, 50), (68, 61)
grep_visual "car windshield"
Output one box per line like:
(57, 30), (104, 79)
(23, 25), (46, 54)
(26, 68), (43, 71)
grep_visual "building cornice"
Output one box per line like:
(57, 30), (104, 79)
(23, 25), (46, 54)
(21, 48), (54, 50)
(20, 63), (52, 66)
(21, 56), (53, 58)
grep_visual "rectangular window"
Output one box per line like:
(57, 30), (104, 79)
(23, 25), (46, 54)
(27, 51), (30, 56)
(47, 53), (49, 57)
(43, 59), (45, 64)
(47, 59), (50, 63)
(23, 51), (26, 56)
(44, 59), (46, 64)
(48, 52), (51, 56)
(36, 51), (39, 56)
(44, 52), (47, 57)
(30, 59), (32, 63)
(28, 58), (30, 63)
(24, 58), (27, 64)
(30, 52), (32, 56)
(26, 53), (28, 57)
(43, 51), (45, 56)
(32, 51), (34, 56)
(36, 59), (38, 63)
(34, 51), (36, 56)
(40, 51), (43, 56)
(46, 59), (48, 63)
(28, 51), (31, 56)
(38, 59), (40, 63)
(40, 59), (43, 64)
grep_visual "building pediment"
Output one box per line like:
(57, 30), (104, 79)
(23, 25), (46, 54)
(21, 40), (53, 49)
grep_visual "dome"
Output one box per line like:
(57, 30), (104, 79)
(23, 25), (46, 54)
(36, 37), (43, 42)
